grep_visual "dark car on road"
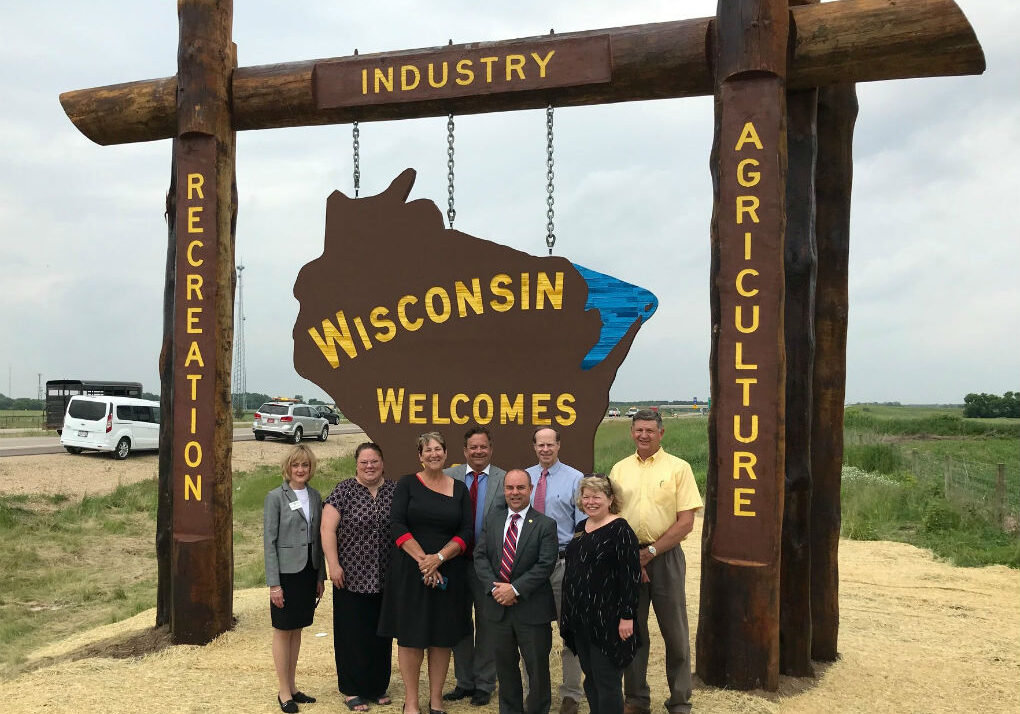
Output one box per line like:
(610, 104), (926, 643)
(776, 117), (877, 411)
(315, 405), (342, 425)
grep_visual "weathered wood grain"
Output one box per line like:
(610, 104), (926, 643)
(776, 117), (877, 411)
(60, 0), (983, 145)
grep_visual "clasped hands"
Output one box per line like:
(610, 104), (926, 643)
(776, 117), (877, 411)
(491, 582), (518, 606)
(419, 553), (444, 588)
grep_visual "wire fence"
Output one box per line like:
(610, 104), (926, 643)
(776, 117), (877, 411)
(0, 413), (43, 429)
(845, 430), (1019, 533)
(914, 448), (1018, 532)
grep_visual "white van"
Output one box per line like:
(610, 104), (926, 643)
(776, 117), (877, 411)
(60, 396), (161, 459)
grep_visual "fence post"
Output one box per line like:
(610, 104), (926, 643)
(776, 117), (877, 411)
(996, 463), (1005, 528)
(944, 460), (951, 499)
(911, 448), (918, 477)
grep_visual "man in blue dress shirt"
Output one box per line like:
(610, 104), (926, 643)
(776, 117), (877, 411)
(526, 426), (585, 714)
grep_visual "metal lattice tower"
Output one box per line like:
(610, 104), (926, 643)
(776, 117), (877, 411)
(232, 264), (247, 410)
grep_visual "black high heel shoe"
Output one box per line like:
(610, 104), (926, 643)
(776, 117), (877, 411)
(278, 695), (299, 713)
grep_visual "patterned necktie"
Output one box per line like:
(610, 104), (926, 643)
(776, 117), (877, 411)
(499, 513), (521, 582)
(533, 469), (549, 513)
(469, 472), (480, 529)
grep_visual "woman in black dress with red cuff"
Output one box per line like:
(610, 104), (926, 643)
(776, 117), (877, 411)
(560, 475), (641, 714)
(378, 432), (473, 714)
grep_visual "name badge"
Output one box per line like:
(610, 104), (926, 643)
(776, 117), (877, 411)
(289, 501), (303, 511)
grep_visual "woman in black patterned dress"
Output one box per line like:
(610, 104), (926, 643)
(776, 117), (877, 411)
(560, 475), (641, 714)
(322, 443), (396, 711)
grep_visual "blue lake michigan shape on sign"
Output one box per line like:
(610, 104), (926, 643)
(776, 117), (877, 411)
(572, 263), (658, 370)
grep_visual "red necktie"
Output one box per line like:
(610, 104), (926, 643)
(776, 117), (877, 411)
(469, 472), (480, 527)
(499, 513), (521, 582)
(534, 469), (549, 513)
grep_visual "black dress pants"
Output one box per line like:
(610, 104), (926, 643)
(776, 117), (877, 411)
(333, 587), (392, 698)
(573, 628), (624, 714)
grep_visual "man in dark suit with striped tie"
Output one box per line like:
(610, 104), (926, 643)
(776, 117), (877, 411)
(475, 469), (559, 714)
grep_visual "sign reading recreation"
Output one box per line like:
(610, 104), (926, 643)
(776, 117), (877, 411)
(172, 136), (217, 539)
(292, 169), (656, 477)
(313, 35), (612, 108)
(711, 80), (784, 566)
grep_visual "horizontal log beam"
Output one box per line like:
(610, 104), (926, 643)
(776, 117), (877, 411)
(60, 0), (984, 146)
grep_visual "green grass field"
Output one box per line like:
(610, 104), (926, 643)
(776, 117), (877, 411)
(0, 406), (1015, 677)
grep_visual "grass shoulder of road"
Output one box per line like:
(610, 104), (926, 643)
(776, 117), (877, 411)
(0, 447), (358, 678)
(1, 409), (1015, 679)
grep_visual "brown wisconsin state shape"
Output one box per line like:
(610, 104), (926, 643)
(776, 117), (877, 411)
(293, 169), (646, 477)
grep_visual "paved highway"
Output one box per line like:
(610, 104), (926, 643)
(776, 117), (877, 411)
(0, 424), (364, 458)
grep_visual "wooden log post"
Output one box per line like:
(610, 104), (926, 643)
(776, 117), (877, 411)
(156, 146), (178, 628)
(169, 0), (237, 645)
(696, 0), (788, 691)
(810, 83), (857, 661)
(58, 0), (984, 146)
(780, 0), (819, 676)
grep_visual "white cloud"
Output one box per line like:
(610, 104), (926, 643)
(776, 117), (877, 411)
(0, 0), (1015, 406)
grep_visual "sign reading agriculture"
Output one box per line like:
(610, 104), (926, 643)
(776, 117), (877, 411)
(293, 169), (656, 476)
(710, 80), (785, 566)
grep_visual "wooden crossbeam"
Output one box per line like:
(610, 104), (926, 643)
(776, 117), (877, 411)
(60, 0), (983, 146)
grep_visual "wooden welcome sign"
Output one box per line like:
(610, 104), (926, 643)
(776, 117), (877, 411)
(292, 169), (656, 476)
(60, 0), (985, 680)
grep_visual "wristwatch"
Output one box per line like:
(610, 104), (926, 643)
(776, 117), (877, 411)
(646, 545), (657, 557)
(437, 552), (445, 562)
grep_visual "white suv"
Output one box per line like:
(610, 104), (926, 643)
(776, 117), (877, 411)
(253, 402), (329, 443)
(625, 407), (639, 417)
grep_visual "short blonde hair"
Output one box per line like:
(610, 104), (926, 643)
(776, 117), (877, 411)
(576, 474), (619, 514)
(282, 444), (317, 482)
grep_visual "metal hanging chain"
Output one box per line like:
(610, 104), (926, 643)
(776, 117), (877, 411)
(352, 121), (361, 198)
(352, 48), (361, 198)
(447, 112), (456, 229)
(545, 103), (556, 255)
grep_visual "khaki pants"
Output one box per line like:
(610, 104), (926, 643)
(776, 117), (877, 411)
(623, 546), (692, 714)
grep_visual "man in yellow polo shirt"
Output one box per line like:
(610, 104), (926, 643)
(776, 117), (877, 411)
(610, 409), (702, 714)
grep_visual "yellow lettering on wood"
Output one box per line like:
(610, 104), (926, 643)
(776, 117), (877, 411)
(184, 474), (202, 501)
(734, 488), (756, 516)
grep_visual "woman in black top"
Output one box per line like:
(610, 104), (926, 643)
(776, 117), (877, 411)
(561, 475), (641, 714)
(377, 432), (473, 714)
(322, 442), (396, 711)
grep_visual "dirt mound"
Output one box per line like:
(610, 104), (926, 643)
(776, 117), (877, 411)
(2, 516), (1016, 714)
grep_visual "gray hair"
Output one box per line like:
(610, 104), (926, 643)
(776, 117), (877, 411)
(632, 409), (662, 428)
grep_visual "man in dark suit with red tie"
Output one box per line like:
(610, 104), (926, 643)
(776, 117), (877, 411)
(475, 469), (559, 714)
(444, 427), (507, 706)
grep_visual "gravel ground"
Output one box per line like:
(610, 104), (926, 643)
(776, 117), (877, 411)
(0, 435), (367, 497)
(1, 445), (1017, 713)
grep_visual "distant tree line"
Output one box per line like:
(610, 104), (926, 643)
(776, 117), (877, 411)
(0, 394), (43, 411)
(963, 391), (1020, 418)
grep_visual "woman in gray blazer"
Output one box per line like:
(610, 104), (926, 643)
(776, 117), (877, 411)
(264, 444), (327, 713)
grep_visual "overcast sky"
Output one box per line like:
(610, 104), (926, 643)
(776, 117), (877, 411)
(1, 0), (1016, 405)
